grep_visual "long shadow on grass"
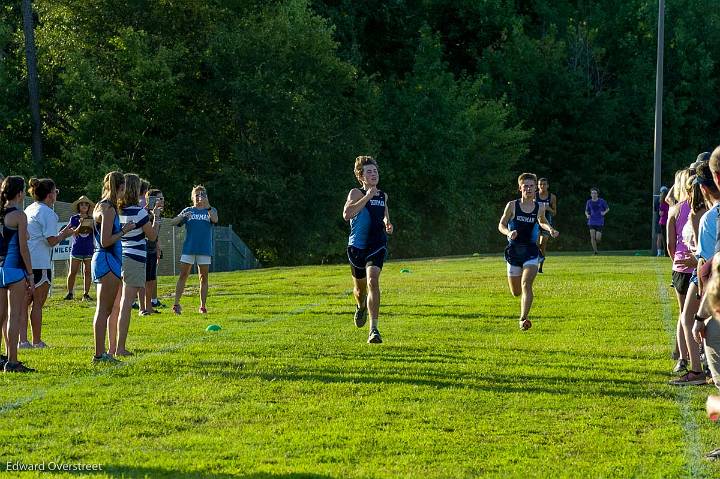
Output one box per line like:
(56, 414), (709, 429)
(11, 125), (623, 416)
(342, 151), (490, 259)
(176, 359), (675, 400)
(74, 466), (334, 478)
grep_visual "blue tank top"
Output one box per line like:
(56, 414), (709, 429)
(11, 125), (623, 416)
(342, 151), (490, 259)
(94, 200), (123, 259)
(509, 200), (540, 246)
(348, 190), (387, 249)
(537, 192), (553, 222)
(0, 207), (26, 270)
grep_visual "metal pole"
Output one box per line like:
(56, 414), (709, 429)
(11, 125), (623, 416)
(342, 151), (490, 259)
(21, 0), (43, 172)
(652, 0), (665, 253)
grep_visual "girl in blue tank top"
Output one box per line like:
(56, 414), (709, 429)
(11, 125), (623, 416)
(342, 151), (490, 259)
(91, 172), (133, 363)
(343, 156), (394, 344)
(0, 176), (36, 372)
(498, 173), (559, 331)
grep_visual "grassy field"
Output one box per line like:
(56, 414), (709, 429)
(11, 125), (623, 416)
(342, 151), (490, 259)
(1, 253), (719, 478)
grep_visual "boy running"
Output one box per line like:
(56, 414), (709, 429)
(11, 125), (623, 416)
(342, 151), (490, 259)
(343, 156), (393, 344)
(498, 173), (559, 330)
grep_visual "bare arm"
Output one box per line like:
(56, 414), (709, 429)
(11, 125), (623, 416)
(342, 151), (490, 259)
(538, 205), (559, 237)
(97, 203), (132, 248)
(666, 205), (677, 258)
(549, 194), (557, 216)
(383, 193), (393, 234)
(46, 223), (74, 247)
(16, 212), (35, 294)
(665, 185), (676, 206)
(343, 188), (375, 221)
(208, 207), (218, 224)
(498, 201), (515, 239)
(167, 209), (191, 226)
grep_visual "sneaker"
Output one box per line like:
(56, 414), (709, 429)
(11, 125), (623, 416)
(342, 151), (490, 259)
(368, 328), (382, 344)
(199, 306), (207, 314)
(152, 299), (166, 308)
(669, 370), (707, 386)
(92, 353), (120, 364)
(153, 309), (162, 314)
(131, 301), (139, 310)
(4, 361), (36, 373)
(0, 355), (7, 369)
(673, 359), (688, 375)
(138, 310), (152, 316)
(82, 293), (93, 302)
(173, 304), (182, 315)
(354, 306), (368, 328)
(519, 318), (532, 331)
(64, 292), (74, 300)
(17, 341), (32, 349)
(706, 448), (720, 460)
(32, 341), (48, 349)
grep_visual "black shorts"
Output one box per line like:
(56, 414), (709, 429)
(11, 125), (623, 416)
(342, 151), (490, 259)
(33, 268), (52, 286)
(504, 243), (540, 268)
(672, 270), (692, 295)
(348, 245), (386, 279)
(589, 225), (603, 232)
(146, 251), (158, 281)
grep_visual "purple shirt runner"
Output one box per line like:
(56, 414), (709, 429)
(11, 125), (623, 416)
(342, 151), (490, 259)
(586, 198), (608, 227)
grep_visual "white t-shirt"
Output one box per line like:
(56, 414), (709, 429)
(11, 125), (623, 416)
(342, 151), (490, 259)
(24, 201), (59, 269)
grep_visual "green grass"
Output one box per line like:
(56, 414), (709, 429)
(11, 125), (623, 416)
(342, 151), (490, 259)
(0, 254), (718, 478)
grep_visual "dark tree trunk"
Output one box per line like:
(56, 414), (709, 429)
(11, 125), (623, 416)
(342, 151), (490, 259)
(21, 0), (43, 173)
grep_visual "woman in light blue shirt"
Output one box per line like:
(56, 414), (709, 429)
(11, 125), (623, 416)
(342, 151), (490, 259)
(168, 185), (218, 315)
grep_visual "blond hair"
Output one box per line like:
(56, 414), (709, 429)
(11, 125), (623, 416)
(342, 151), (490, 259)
(517, 173), (537, 186)
(99, 171), (124, 209)
(119, 173), (141, 210)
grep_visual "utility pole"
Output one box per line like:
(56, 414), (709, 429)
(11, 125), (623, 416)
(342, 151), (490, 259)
(21, 0), (43, 173)
(652, 0), (665, 253)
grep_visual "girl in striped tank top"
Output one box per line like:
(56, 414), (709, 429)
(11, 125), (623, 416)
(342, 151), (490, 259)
(108, 174), (161, 357)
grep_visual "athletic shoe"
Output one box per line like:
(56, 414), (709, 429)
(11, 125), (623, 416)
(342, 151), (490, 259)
(63, 292), (74, 300)
(0, 355), (7, 369)
(199, 306), (208, 314)
(17, 341), (32, 349)
(82, 293), (93, 302)
(173, 304), (182, 315)
(92, 353), (120, 364)
(131, 301), (139, 310)
(706, 448), (720, 460)
(138, 310), (152, 316)
(672, 358), (688, 375)
(368, 328), (382, 344)
(668, 370), (707, 386)
(519, 318), (532, 331)
(4, 361), (36, 373)
(152, 299), (166, 308)
(32, 341), (48, 349)
(354, 306), (368, 328)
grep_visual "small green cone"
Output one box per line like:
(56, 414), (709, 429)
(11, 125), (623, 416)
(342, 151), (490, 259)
(206, 324), (222, 332)
(472, 253), (480, 257)
(400, 268), (411, 273)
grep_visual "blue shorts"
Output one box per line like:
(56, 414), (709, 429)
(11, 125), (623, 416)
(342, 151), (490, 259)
(92, 251), (122, 283)
(0, 266), (26, 289)
(505, 243), (540, 277)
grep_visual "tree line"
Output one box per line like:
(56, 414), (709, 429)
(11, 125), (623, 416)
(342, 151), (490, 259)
(1, 0), (718, 264)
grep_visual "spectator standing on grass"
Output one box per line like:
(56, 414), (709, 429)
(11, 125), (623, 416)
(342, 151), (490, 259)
(91, 172), (134, 363)
(585, 187), (609, 255)
(343, 156), (394, 344)
(21, 178), (74, 349)
(168, 185), (218, 316)
(498, 172), (559, 331)
(107, 174), (161, 357)
(667, 169), (694, 372)
(0, 176), (36, 372)
(65, 195), (95, 301)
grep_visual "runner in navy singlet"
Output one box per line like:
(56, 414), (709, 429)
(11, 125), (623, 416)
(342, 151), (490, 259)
(343, 156), (393, 344)
(498, 173), (559, 331)
(0, 176), (36, 372)
(536, 178), (556, 273)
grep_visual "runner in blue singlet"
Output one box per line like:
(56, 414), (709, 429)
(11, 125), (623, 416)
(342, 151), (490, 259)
(498, 173), (559, 331)
(343, 156), (394, 344)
